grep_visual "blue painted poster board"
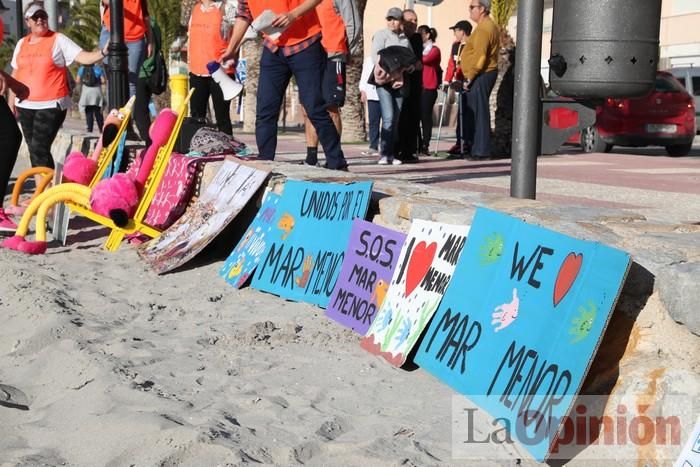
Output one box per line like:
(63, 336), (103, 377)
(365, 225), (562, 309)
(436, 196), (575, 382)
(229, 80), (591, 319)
(220, 193), (281, 288)
(251, 180), (373, 307)
(414, 207), (631, 462)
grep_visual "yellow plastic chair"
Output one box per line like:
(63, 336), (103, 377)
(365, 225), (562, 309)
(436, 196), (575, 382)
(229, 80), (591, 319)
(8, 96), (136, 213)
(7, 91), (192, 253)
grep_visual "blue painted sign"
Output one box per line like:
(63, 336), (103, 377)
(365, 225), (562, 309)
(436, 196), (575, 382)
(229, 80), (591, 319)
(251, 180), (373, 307)
(414, 207), (631, 462)
(236, 58), (247, 84)
(220, 192), (281, 288)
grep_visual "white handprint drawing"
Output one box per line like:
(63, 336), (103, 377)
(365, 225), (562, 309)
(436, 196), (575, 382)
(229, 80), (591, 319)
(491, 288), (520, 332)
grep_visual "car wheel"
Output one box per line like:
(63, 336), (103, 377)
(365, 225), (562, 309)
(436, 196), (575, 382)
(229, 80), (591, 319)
(665, 143), (692, 157)
(580, 126), (608, 153)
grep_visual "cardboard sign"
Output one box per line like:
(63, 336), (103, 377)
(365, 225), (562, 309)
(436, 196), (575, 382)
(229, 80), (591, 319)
(138, 160), (268, 274)
(251, 180), (373, 307)
(414, 207), (631, 462)
(360, 219), (469, 367)
(220, 192), (281, 288)
(325, 219), (407, 334)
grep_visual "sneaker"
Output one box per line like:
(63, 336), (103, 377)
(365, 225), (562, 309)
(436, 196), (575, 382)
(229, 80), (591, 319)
(0, 209), (18, 234)
(361, 149), (380, 156)
(377, 156), (390, 165)
(391, 158), (403, 165)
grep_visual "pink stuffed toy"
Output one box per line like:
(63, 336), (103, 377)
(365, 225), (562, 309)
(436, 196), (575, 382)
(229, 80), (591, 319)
(62, 109), (124, 185)
(89, 108), (178, 227)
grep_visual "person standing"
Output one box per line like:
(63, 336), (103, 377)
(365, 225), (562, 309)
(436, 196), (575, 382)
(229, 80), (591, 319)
(301, 0), (361, 166)
(417, 25), (440, 155)
(443, 20), (472, 155)
(101, 0), (152, 98)
(9, 3), (107, 177)
(371, 7), (411, 166)
(359, 55), (380, 157)
(0, 17), (30, 233)
(188, 0), (234, 136)
(76, 64), (106, 133)
(460, 0), (499, 159)
(221, 0), (348, 171)
(396, 8), (422, 163)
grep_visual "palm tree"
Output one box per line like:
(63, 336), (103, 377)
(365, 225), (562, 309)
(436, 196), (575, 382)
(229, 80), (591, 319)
(489, 0), (518, 157)
(341, 0), (367, 142)
(64, 0), (102, 50)
(149, 0), (183, 55)
(0, 36), (16, 71)
(241, 36), (262, 133)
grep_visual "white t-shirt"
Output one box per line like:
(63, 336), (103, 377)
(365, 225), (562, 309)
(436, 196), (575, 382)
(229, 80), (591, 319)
(359, 56), (378, 101)
(11, 33), (84, 110)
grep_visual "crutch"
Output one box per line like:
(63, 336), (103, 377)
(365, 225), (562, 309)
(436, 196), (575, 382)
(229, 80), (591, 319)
(432, 86), (449, 156)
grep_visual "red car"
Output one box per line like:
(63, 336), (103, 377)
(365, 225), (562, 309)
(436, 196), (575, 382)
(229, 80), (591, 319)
(558, 71), (696, 156)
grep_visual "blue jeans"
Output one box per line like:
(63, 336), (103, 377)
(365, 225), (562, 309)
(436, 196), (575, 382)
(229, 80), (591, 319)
(465, 69), (498, 157)
(99, 25), (146, 98)
(367, 99), (381, 150)
(376, 86), (403, 158)
(257, 41), (346, 169)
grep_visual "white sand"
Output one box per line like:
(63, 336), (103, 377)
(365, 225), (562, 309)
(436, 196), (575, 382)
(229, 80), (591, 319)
(0, 230), (493, 466)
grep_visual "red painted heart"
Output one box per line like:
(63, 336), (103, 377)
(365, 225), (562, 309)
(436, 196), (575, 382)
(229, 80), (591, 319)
(405, 241), (437, 297)
(553, 252), (583, 307)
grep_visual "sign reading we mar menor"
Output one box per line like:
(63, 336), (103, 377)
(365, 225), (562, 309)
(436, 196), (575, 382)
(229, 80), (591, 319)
(414, 207), (631, 462)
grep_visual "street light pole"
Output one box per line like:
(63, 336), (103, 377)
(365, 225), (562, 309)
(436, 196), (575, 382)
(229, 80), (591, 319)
(510, 0), (544, 200)
(107, 0), (129, 109)
(15, 0), (23, 38)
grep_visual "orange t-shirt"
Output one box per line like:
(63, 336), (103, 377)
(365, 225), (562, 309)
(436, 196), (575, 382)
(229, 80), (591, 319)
(104, 0), (147, 42)
(316, 0), (347, 55)
(248, 0), (321, 47)
(13, 32), (70, 102)
(188, 4), (228, 75)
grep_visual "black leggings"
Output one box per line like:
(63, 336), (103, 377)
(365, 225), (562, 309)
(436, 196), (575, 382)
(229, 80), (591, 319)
(421, 89), (438, 151)
(0, 97), (22, 200)
(17, 106), (67, 169)
(189, 73), (233, 136)
(85, 105), (104, 132)
(134, 76), (153, 147)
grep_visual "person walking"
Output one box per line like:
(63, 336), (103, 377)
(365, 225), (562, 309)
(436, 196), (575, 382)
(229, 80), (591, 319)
(9, 3), (107, 180)
(417, 25), (440, 156)
(301, 0), (361, 166)
(220, 0), (348, 171)
(460, 0), (499, 159)
(76, 64), (106, 133)
(443, 20), (471, 155)
(371, 7), (412, 166)
(188, 0), (234, 136)
(359, 55), (380, 157)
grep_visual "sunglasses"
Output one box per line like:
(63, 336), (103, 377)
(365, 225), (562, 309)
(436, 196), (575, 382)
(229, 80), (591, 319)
(28, 11), (48, 21)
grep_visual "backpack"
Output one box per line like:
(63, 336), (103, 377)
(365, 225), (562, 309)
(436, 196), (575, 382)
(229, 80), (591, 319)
(82, 65), (99, 87)
(141, 19), (168, 95)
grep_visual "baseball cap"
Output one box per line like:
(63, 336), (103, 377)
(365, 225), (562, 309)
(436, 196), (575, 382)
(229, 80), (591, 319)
(24, 3), (46, 19)
(386, 7), (403, 20)
(449, 20), (472, 32)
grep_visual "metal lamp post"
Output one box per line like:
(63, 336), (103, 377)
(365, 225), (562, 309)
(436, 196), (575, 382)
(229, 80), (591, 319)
(107, 0), (129, 109)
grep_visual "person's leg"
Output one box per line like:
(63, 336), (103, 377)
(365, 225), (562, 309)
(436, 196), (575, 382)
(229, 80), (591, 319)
(376, 87), (396, 161)
(134, 76), (153, 147)
(256, 47), (291, 160)
(189, 73), (210, 121)
(125, 38), (146, 98)
(29, 107), (67, 170)
(95, 105), (104, 130)
(85, 105), (96, 132)
(299, 106), (318, 165)
(391, 92), (404, 161)
(470, 70), (498, 158)
(0, 97), (22, 203)
(421, 89), (438, 153)
(208, 76), (233, 135)
(367, 99), (381, 151)
(289, 42), (346, 170)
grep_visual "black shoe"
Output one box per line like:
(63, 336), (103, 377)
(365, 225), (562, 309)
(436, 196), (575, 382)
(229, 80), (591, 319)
(446, 153), (468, 160)
(323, 163), (349, 171)
(398, 155), (420, 164)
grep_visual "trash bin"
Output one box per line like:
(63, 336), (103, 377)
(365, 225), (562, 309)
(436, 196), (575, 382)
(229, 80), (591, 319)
(548, 0), (662, 99)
